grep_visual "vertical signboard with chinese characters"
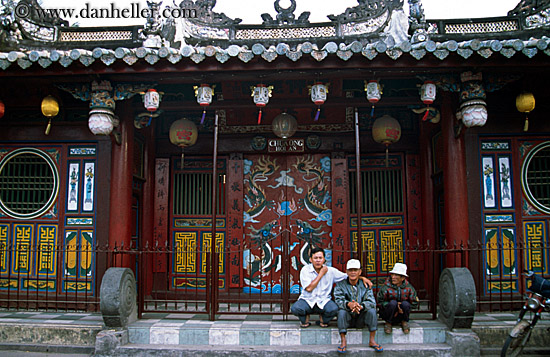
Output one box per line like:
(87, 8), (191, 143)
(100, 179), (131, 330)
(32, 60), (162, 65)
(153, 158), (169, 273)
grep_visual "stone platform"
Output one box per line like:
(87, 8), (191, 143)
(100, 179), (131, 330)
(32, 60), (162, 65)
(0, 310), (549, 356)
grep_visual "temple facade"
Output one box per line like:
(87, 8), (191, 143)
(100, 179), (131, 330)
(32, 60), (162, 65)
(0, 0), (549, 313)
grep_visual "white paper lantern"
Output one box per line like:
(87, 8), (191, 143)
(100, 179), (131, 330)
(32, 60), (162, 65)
(253, 84), (270, 107)
(144, 88), (160, 112)
(420, 81), (436, 105)
(196, 84), (213, 106)
(311, 82), (327, 105)
(365, 80), (382, 104)
(252, 84), (272, 124)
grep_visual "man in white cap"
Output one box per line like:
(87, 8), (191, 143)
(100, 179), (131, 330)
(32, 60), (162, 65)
(377, 262), (419, 334)
(334, 259), (382, 353)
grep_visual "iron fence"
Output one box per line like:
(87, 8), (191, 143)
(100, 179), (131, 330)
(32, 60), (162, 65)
(0, 240), (547, 320)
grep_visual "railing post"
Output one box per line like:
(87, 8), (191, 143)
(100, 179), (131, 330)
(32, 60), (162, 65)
(209, 112), (219, 322)
(354, 108), (363, 261)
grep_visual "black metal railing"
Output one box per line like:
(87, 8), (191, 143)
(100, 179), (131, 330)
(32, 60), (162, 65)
(0, 240), (547, 319)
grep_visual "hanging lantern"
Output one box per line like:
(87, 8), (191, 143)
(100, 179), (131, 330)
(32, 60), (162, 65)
(169, 118), (198, 167)
(310, 82), (328, 121)
(140, 88), (160, 128)
(372, 115), (401, 167)
(88, 108), (115, 135)
(420, 81), (436, 105)
(144, 89), (160, 112)
(516, 92), (535, 131)
(272, 112), (297, 139)
(252, 84), (273, 124)
(0, 100), (4, 119)
(41, 95), (59, 135)
(364, 80), (382, 118)
(195, 84), (213, 125)
(420, 81), (437, 122)
(458, 72), (488, 129)
(458, 100), (488, 128)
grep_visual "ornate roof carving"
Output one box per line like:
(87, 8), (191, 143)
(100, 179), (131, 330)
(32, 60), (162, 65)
(261, 0), (310, 26)
(0, 0), (549, 56)
(508, 0), (550, 16)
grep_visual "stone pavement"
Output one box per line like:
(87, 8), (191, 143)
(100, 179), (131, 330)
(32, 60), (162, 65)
(0, 310), (549, 356)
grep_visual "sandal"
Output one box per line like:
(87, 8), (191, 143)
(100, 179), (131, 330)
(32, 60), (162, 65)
(401, 321), (410, 334)
(384, 322), (392, 334)
(337, 345), (347, 354)
(369, 343), (384, 353)
(315, 320), (329, 328)
(300, 322), (311, 328)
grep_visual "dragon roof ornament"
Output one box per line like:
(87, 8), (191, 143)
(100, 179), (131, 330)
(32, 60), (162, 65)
(170, 0), (412, 48)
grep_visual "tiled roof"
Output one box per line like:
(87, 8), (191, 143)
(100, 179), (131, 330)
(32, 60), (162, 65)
(1, 36), (549, 70)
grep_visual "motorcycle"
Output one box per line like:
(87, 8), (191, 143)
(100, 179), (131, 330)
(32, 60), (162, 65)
(501, 271), (550, 357)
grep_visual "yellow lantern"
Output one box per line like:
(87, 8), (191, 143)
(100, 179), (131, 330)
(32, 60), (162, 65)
(41, 95), (59, 135)
(516, 92), (535, 131)
(169, 118), (198, 167)
(372, 115), (401, 166)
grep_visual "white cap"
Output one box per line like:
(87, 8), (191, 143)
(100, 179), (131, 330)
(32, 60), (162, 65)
(389, 262), (408, 277)
(346, 259), (361, 270)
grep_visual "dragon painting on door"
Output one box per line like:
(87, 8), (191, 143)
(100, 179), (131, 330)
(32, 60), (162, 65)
(242, 154), (333, 294)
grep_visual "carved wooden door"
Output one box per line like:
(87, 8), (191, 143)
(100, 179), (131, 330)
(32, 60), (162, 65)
(242, 154), (334, 295)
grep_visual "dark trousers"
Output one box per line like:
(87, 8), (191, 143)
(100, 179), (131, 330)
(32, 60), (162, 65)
(290, 299), (338, 324)
(380, 300), (411, 324)
(337, 307), (378, 334)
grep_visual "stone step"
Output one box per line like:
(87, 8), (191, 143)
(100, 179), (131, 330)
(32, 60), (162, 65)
(0, 321), (101, 347)
(472, 317), (550, 348)
(0, 342), (94, 355)
(116, 343), (453, 356)
(128, 320), (447, 346)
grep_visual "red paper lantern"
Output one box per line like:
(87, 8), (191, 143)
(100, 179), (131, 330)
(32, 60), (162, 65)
(0, 100), (4, 119)
(169, 118), (198, 168)
(372, 115), (401, 167)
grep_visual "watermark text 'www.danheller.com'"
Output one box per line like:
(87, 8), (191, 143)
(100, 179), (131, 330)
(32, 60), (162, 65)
(14, 2), (197, 21)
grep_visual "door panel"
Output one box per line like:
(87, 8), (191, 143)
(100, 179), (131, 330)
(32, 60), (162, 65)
(242, 154), (333, 294)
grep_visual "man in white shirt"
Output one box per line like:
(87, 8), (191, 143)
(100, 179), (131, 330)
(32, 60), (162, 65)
(291, 247), (372, 327)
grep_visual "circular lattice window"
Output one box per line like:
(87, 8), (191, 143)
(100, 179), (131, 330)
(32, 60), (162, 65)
(0, 148), (60, 219)
(522, 142), (550, 215)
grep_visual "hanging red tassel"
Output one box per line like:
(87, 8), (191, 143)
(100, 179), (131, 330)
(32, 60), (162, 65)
(422, 109), (429, 122)
(257, 109), (262, 125)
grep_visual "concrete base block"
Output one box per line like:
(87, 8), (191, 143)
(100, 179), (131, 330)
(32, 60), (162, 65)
(445, 330), (480, 357)
(95, 328), (129, 357)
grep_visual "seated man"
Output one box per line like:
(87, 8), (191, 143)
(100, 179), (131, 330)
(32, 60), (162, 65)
(291, 247), (372, 328)
(334, 259), (382, 353)
(377, 262), (419, 334)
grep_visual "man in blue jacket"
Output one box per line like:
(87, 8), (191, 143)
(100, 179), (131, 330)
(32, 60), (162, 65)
(334, 259), (382, 353)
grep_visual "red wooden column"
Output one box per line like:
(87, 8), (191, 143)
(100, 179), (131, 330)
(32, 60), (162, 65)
(441, 92), (470, 267)
(419, 118), (436, 304)
(141, 121), (156, 296)
(419, 122), (435, 250)
(109, 101), (134, 268)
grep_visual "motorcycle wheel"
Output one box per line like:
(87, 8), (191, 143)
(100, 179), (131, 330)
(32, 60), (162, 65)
(500, 325), (532, 357)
